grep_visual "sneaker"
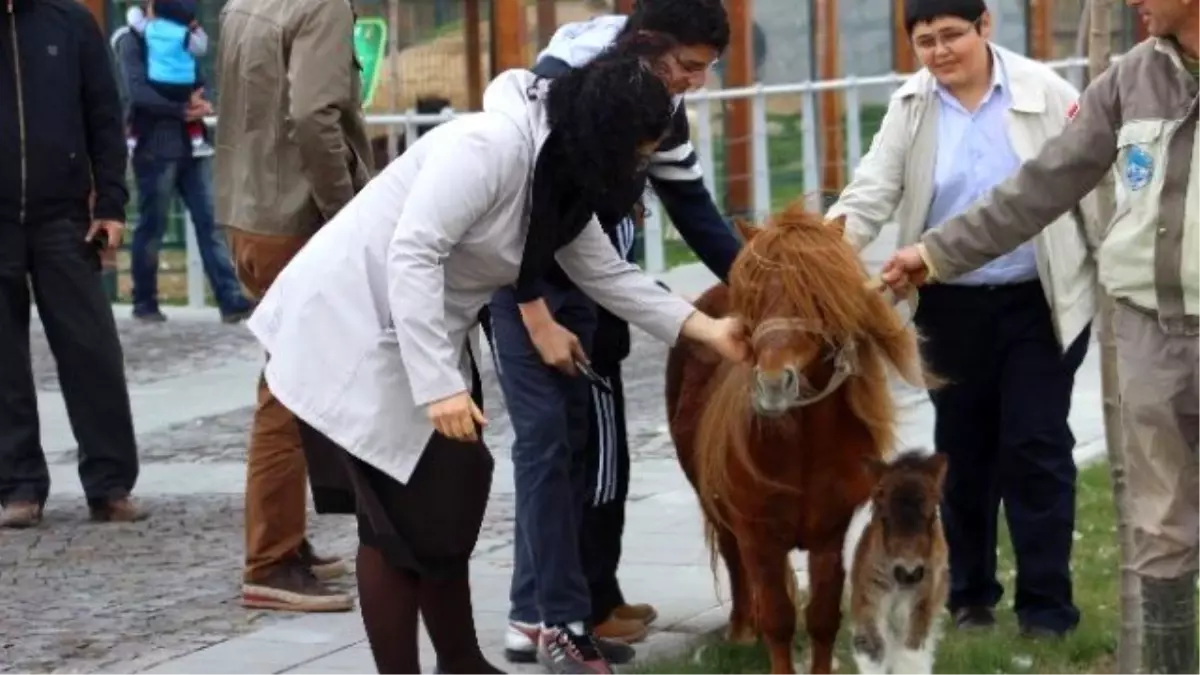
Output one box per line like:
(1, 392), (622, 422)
(89, 496), (148, 523)
(538, 623), (611, 674)
(0, 501), (43, 529)
(191, 139), (215, 158)
(612, 603), (658, 625)
(298, 539), (348, 581)
(132, 309), (168, 323)
(242, 563), (354, 612)
(505, 621), (635, 665)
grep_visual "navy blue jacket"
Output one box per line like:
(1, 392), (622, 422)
(0, 0), (128, 223)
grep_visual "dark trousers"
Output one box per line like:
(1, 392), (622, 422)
(489, 284), (598, 626)
(915, 280), (1088, 633)
(581, 360), (630, 624)
(131, 154), (250, 317)
(0, 218), (139, 506)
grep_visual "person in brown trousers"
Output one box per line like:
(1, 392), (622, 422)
(214, 0), (374, 612)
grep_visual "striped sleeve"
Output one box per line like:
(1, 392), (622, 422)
(647, 106), (704, 183)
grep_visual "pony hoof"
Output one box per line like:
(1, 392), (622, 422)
(725, 624), (757, 645)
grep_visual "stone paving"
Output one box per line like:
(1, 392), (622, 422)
(7, 246), (1108, 674)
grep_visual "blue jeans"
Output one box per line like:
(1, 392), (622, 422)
(131, 155), (250, 317)
(489, 283), (598, 626)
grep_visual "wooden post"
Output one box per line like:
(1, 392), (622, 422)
(491, 0), (527, 74)
(723, 0), (754, 218)
(1087, 0), (1142, 669)
(892, 0), (916, 72)
(1029, 0), (1055, 58)
(536, 0), (557, 50)
(465, 0), (484, 110)
(817, 0), (844, 200)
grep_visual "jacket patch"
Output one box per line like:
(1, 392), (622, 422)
(1124, 145), (1154, 191)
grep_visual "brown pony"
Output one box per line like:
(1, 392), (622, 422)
(665, 202), (931, 674)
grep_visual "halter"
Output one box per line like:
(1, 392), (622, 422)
(750, 317), (860, 409)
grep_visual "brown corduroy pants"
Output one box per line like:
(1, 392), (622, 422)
(228, 228), (312, 583)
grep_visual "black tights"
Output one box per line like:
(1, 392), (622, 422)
(356, 544), (504, 674)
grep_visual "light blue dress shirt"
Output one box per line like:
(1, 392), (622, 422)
(924, 51), (1039, 286)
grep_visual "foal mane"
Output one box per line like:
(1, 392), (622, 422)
(693, 201), (931, 517)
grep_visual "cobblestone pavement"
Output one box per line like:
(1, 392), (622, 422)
(0, 491), (516, 675)
(31, 318), (260, 391)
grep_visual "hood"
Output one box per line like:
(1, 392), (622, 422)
(537, 14), (628, 68)
(481, 69), (555, 157)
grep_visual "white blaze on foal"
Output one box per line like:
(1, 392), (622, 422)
(843, 450), (949, 674)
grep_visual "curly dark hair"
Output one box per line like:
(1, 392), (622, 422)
(622, 0), (731, 54)
(545, 45), (675, 210)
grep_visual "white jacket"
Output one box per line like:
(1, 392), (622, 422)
(247, 70), (696, 483)
(827, 45), (1106, 350)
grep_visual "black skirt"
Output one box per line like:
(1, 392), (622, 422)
(295, 357), (492, 576)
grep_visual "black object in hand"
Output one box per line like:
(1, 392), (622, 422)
(90, 230), (110, 251)
(574, 359), (613, 394)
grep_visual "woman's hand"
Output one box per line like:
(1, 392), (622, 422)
(426, 391), (487, 442)
(682, 313), (752, 363)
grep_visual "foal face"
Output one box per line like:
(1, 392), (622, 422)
(870, 453), (948, 587)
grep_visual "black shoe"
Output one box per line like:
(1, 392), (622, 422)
(1019, 623), (1068, 640)
(953, 606), (996, 630)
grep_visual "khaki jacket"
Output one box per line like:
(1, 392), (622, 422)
(214, 0), (373, 237)
(921, 38), (1198, 336)
(827, 45), (1105, 351)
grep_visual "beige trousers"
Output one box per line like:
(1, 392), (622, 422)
(1112, 302), (1199, 580)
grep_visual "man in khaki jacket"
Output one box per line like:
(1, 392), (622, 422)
(881, 0), (1198, 669)
(215, 0), (373, 612)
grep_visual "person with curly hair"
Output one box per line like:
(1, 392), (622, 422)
(485, 1), (741, 670)
(243, 42), (750, 675)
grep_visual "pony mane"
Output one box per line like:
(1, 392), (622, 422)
(693, 201), (932, 526)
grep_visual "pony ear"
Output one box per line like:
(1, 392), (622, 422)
(733, 218), (759, 243)
(825, 213), (846, 236)
(924, 452), (948, 488)
(863, 455), (888, 484)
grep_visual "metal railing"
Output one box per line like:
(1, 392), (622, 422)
(170, 55), (1101, 306)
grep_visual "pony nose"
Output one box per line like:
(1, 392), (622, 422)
(754, 366), (800, 396)
(893, 564), (925, 586)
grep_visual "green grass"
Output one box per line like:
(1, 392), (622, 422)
(635, 461), (1120, 674)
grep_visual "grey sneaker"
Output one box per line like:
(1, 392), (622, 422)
(537, 623), (612, 674)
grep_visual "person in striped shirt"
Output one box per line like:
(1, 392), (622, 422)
(485, 1), (742, 672)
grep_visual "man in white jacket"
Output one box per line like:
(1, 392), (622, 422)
(826, 0), (1105, 639)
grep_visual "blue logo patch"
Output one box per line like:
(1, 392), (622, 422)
(1125, 146), (1154, 191)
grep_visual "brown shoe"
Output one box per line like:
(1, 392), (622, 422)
(0, 501), (43, 529)
(89, 496), (148, 523)
(593, 614), (648, 644)
(612, 603), (658, 626)
(242, 563), (354, 612)
(299, 539), (348, 581)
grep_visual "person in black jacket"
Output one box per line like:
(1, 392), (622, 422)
(0, 0), (143, 528)
(487, 1), (742, 670)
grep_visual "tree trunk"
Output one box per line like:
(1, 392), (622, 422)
(1087, 1), (1142, 671)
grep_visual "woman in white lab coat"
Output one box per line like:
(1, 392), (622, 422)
(246, 43), (748, 675)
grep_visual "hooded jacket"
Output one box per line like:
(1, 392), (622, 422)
(246, 69), (697, 484)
